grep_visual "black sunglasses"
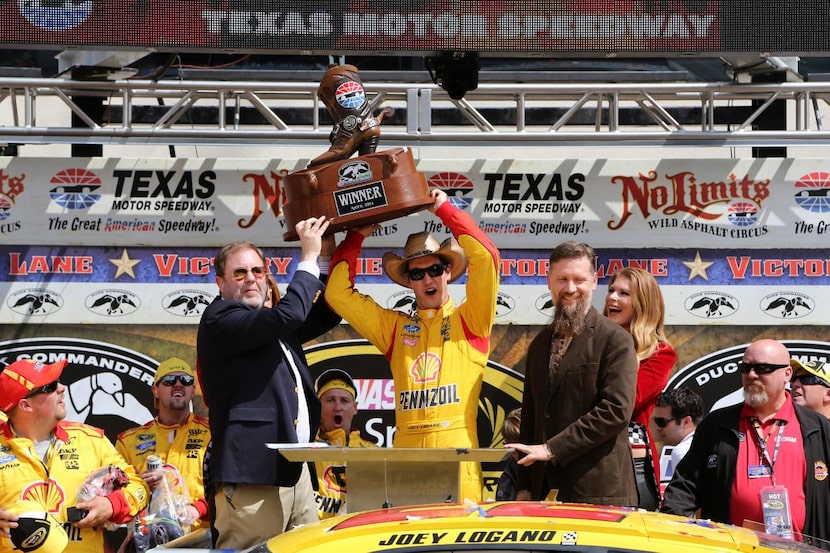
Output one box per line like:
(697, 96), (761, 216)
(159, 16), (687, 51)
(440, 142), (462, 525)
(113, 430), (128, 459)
(159, 374), (195, 387)
(24, 379), (60, 398)
(737, 362), (790, 375)
(792, 373), (830, 387)
(406, 263), (447, 281)
(652, 416), (679, 429)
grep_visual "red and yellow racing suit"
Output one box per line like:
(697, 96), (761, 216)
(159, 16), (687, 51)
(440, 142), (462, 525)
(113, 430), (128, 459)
(0, 419), (148, 553)
(314, 428), (376, 519)
(326, 201), (500, 501)
(116, 413), (211, 527)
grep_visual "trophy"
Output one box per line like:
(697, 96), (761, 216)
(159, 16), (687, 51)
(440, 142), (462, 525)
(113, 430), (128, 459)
(282, 64), (433, 241)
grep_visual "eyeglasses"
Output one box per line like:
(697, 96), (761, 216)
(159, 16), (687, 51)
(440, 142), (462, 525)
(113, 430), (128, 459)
(737, 362), (790, 375)
(158, 374), (195, 387)
(792, 373), (830, 388)
(652, 416), (679, 429)
(231, 266), (267, 281)
(406, 263), (447, 281)
(24, 379), (60, 398)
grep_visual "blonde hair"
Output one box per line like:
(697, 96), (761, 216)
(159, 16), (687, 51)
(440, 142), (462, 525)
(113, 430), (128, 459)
(265, 274), (281, 306)
(604, 267), (670, 361)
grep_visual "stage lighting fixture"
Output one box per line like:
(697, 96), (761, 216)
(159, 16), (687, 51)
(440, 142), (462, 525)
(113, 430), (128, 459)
(426, 51), (479, 100)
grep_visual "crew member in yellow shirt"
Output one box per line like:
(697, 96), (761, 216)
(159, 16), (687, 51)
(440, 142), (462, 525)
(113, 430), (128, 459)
(116, 357), (210, 529)
(0, 358), (147, 553)
(313, 368), (375, 519)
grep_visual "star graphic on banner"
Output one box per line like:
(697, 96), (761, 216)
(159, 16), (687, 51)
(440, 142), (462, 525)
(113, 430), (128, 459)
(683, 251), (714, 281)
(110, 248), (141, 279)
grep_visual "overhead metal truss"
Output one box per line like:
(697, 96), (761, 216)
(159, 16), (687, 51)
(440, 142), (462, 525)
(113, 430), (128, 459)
(2, 76), (830, 148)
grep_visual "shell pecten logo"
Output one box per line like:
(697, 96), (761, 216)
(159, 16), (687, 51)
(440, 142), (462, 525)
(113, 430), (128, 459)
(22, 480), (65, 514)
(410, 352), (441, 383)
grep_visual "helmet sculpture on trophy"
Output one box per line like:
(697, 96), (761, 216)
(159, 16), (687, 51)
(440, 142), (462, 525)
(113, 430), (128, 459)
(281, 64), (433, 241)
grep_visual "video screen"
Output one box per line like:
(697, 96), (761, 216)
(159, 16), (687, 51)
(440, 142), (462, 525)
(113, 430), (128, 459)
(0, 1), (827, 55)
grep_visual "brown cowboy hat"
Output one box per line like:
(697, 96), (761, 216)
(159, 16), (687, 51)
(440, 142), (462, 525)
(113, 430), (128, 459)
(382, 231), (468, 288)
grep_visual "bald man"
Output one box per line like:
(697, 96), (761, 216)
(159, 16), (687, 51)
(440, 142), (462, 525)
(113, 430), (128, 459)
(662, 339), (830, 543)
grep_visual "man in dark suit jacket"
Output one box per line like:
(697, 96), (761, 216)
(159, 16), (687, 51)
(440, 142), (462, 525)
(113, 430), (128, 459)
(197, 216), (341, 549)
(506, 240), (639, 506)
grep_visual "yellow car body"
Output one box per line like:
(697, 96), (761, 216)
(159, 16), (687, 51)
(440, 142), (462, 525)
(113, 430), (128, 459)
(259, 502), (823, 553)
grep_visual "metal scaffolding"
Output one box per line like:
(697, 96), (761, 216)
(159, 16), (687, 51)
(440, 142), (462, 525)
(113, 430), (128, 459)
(1, 76), (830, 148)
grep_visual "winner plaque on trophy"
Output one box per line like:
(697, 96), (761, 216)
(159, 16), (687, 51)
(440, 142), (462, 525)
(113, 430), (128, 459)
(281, 64), (433, 241)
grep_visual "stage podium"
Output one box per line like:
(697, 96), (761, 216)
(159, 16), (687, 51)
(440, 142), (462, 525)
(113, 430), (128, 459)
(275, 446), (508, 512)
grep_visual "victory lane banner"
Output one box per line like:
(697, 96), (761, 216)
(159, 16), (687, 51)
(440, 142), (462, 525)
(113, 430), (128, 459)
(1, 243), (830, 326)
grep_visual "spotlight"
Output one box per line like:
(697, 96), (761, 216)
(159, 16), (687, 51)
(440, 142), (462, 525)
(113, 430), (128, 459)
(426, 51), (479, 101)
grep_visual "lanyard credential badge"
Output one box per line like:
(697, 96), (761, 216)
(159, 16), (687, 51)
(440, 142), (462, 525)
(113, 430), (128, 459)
(760, 486), (793, 540)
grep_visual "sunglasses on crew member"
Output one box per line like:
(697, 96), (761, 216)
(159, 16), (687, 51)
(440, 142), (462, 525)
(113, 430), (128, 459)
(24, 379), (60, 398)
(737, 362), (790, 375)
(652, 416), (679, 429)
(406, 263), (447, 281)
(158, 374), (195, 387)
(231, 266), (267, 281)
(792, 373), (830, 388)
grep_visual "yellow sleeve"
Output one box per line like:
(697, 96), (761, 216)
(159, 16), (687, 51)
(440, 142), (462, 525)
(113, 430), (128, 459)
(114, 434), (138, 473)
(326, 254), (403, 355)
(457, 232), (500, 339)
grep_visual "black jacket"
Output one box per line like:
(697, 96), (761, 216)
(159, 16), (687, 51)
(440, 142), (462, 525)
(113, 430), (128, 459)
(496, 458), (519, 501)
(197, 270), (341, 487)
(662, 401), (830, 546)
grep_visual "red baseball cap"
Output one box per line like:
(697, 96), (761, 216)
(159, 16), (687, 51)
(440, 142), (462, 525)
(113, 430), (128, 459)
(0, 359), (67, 413)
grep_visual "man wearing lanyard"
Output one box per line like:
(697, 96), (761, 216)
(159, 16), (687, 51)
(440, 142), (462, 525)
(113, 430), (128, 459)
(662, 339), (830, 545)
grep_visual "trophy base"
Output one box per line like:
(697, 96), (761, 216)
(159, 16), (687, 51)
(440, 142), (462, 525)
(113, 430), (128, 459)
(282, 147), (432, 241)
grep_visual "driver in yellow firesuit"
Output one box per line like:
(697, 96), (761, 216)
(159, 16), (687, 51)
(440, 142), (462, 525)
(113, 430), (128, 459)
(325, 189), (500, 502)
(313, 368), (375, 519)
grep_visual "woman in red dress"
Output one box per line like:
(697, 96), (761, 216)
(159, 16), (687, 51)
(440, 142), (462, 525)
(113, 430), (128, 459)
(604, 267), (677, 510)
